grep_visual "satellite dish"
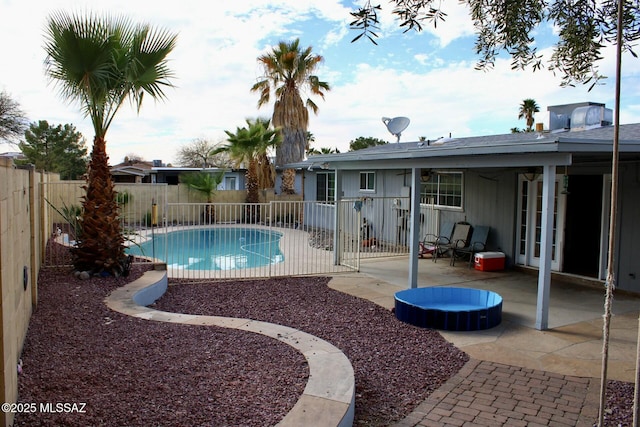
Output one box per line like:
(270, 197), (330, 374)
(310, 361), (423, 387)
(382, 117), (410, 142)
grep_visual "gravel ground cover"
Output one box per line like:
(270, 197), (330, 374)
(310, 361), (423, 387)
(15, 266), (307, 427)
(15, 263), (635, 426)
(153, 277), (469, 425)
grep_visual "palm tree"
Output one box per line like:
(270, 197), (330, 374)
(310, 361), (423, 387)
(221, 119), (281, 222)
(307, 146), (340, 155)
(180, 171), (224, 224)
(251, 38), (330, 194)
(518, 99), (540, 132)
(44, 11), (176, 276)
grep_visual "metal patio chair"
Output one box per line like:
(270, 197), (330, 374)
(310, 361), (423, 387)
(435, 222), (472, 263)
(419, 222), (454, 260)
(451, 225), (490, 267)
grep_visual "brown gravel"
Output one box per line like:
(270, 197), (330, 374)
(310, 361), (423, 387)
(153, 277), (470, 425)
(15, 266), (308, 427)
(15, 257), (636, 426)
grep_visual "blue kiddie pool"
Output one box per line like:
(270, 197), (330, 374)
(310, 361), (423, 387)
(394, 287), (503, 331)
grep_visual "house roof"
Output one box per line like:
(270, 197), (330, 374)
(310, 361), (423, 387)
(110, 166), (152, 177)
(110, 160), (155, 176)
(302, 123), (640, 171)
(110, 162), (245, 177)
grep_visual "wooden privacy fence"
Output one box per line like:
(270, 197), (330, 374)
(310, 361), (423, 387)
(42, 182), (440, 279)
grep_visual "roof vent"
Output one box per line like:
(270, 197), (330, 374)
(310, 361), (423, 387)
(570, 106), (613, 131)
(431, 136), (456, 145)
(547, 102), (611, 132)
(571, 106), (613, 130)
(549, 112), (570, 131)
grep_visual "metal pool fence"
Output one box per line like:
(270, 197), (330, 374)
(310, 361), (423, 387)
(42, 182), (440, 279)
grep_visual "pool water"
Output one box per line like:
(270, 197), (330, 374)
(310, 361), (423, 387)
(127, 228), (284, 271)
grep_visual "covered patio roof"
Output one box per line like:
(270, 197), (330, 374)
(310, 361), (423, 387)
(301, 123), (640, 330)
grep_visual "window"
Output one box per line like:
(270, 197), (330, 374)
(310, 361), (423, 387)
(359, 171), (375, 192)
(224, 176), (236, 190)
(316, 172), (335, 203)
(421, 171), (463, 208)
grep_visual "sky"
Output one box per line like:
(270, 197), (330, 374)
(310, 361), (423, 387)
(1, 0), (639, 166)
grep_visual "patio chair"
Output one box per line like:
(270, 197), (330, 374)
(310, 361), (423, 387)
(450, 225), (491, 267)
(435, 222), (472, 262)
(419, 222), (454, 260)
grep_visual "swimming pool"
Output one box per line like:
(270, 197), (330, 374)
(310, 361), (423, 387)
(127, 227), (284, 271)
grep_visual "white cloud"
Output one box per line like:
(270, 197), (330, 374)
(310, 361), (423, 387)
(1, 0), (639, 164)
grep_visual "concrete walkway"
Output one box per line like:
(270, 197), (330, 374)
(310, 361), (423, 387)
(328, 257), (640, 426)
(105, 269), (355, 427)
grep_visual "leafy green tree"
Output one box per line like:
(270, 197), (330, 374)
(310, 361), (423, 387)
(19, 120), (88, 179)
(518, 99), (540, 132)
(43, 11), (176, 276)
(349, 136), (388, 151)
(0, 90), (28, 144)
(251, 38), (330, 194)
(349, 0), (640, 87)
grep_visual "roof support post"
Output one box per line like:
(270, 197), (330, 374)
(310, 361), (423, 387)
(333, 169), (343, 266)
(408, 168), (422, 288)
(535, 164), (556, 330)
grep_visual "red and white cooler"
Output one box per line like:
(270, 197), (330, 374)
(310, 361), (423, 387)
(474, 252), (505, 271)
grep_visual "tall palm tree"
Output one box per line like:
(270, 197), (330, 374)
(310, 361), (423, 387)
(44, 11), (176, 276)
(251, 38), (330, 194)
(251, 117), (279, 191)
(221, 119), (281, 222)
(518, 98), (540, 132)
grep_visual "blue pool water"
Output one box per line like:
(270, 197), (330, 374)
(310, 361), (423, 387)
(127, 228), (284, 271)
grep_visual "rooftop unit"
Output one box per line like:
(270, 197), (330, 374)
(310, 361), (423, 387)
(547, 102), (612, 132)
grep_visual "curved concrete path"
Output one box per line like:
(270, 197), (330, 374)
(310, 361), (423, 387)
(105, 269), (355, 427)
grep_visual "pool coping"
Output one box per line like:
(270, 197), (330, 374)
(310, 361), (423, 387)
(104, 268), (355, 427)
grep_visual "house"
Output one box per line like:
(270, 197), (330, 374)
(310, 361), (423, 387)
(110, 159), (246, 189)
(110, 159), (155, 183)
(301, 102), (640, 330)
(0, 151), (27, 161)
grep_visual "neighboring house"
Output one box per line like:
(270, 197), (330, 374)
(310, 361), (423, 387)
(0, 151), (27, 161)
(110, 159), (155, 183)
(110, 159), (245, 189)
(301, 102), (640, 329)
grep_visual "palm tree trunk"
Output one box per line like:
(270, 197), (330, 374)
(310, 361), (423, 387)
(245, 159), (261, 223)
(281, 168), (296, 195)
(71, 136), (126, 276)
